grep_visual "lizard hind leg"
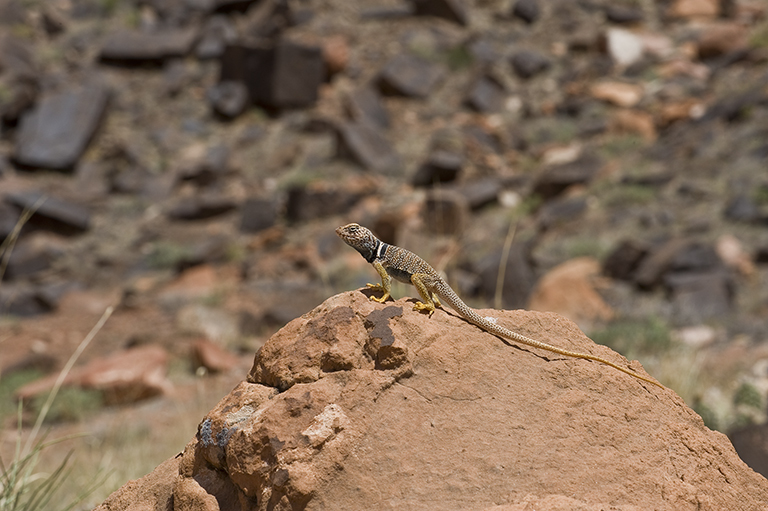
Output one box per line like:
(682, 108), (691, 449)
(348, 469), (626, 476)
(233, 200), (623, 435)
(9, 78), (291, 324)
(410, 274), (436, 316)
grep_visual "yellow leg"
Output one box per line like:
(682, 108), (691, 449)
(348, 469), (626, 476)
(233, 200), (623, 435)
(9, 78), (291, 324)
(411, 274), (436, 316)
(367, 261), (391, 303)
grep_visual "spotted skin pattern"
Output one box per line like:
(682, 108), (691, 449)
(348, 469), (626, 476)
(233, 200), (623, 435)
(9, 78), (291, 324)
(336, 223), (663, 389)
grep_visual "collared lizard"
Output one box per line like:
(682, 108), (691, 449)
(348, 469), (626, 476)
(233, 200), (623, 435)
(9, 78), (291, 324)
(336, 222), (663, 389)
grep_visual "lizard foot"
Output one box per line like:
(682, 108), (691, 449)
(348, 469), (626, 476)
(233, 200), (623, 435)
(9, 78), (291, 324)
(412, 301), (435, 317)
(366, 283), (390, 303)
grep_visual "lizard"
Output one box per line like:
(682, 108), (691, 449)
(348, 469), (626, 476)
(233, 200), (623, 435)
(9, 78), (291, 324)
(336, 222), (663, 389)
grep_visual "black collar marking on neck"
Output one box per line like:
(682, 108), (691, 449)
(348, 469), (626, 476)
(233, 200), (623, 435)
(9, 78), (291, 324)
(365, 240), (389, 263)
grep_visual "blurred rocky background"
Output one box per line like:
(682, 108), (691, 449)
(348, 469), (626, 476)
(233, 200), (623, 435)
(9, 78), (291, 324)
(1, 0), (768, 505)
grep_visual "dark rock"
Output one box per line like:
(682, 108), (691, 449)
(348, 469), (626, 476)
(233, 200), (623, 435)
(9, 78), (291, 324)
(669, 242), (722, 273)
(532, 153), (602, 199)
(212, 0), (262, 13)
(474, 241), (536, 310)
(219, 39), (325, 110)
(538, 196), (587, 229)
(455, 177), (501, 210)
(633, 239), (723, 290)
(359, 5), (414, 19)
(422, 189), (469, 236)
(346, 88), (390, 129)
(0, 283), (50, 316)
(0, 202), (20, 240)
(285, 186), (362, 222)
(467, 38), (500, 64)
(465, 74), (506, 113)
(603, 239), (650, 281)
(196, 15), (237, 60)
(377, 54), (445, 98)
(336, 121), (401, 174)
(240, 197), (279, 233)
(724, 194), (761, 223)
(665, 271), (733, 321)
(100, 28), (198, 64)
(4, 234), (65, 280)
(5, 190), (91, 234)
(511, 0), (540, 24)
(13, 81), (109, 171)
(510, 50), (551, 79)
(412, 150), (463, 187)
(605, 5), (644, 24)
(166, 196), (237, 220)
(207, 80), (249, 119)
(41, 6), (67, 35)
(730, 424), (768, 479)
(411, 0), (468, 25)
(462, 124), (503, 153)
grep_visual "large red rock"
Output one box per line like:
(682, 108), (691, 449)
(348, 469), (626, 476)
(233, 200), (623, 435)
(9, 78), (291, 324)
(95, 291), (768, 510)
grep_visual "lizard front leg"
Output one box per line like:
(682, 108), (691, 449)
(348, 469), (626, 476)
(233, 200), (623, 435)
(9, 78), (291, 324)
(367, 261), (392, 303)
(411, 274), (437, 316)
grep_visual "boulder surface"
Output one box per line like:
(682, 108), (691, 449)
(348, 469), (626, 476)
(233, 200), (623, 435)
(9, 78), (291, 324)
(95, 290), (768, 510)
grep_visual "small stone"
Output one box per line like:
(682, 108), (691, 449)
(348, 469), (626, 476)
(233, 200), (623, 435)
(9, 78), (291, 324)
(166, 196), (237, 220)
(673, 325), (717, 349)
(196, 15), (237, 60)
(532, 153), (603, 199)
(5, 190), (91, 234)
(455, 178), (501, 210)
(285, 185), (362, 222)
(605, 5), (644, 24)
(605, 28), (644, 67)
(465, 74), (506, 113)
(346, 88), (390, 129)
(511, 0), (540, 24)
(100, 28), (198, 64)
(411, 0), (468, 25)
(192, 339), (240, 374)
(603, 239), (650, 281)
(696, 22), (749, 59)
(537, 196), (588, 229)
(510, 50), (551, 79)
(377, 54), (446, 98)
(715, 234), (754, 276)
(14, 81), (109, 171)
(591, 81), (644, 107)
(240, 197), (279, 233)
(612, 109), (657, 142)
(667, 0), (720, 19)
(412, 150), (463, 187)
(208, 81), (249, 119)
(323, 35), (349, 75)
(336, 121), (401, 174)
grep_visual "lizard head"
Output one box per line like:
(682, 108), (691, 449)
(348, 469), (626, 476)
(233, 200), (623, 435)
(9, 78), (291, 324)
(336, 223), (380, 261)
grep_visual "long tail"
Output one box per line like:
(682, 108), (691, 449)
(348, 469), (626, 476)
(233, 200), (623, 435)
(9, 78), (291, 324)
(438, 288), (664, 389)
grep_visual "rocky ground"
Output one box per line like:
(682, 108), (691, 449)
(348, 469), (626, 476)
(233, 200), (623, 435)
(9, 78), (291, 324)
(1, 0), (768, 506)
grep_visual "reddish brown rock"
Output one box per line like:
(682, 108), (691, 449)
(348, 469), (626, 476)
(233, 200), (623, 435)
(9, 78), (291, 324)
(528, 257), (614, 331)
(696, 22), (750, 59)
(94, 291), (768, 510)
(16, 345), (170, 405)
(192, 338), (240, 373)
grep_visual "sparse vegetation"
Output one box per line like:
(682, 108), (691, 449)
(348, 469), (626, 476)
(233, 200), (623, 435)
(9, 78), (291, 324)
(591, 316), (672, 358)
